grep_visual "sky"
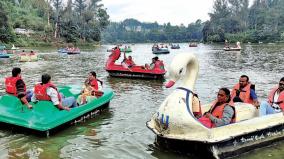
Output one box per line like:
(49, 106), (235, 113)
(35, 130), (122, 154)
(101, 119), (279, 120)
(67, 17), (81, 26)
(100, 0), (215, 26)
(100, 0), (254, 26)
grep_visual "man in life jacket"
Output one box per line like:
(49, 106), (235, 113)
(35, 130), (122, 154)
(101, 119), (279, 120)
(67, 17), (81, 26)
(5, 67), (33, 109)
(231, 75), (259, 107)
(259, 77), (284, 116)
(31, 74), (77, 111)
(198, 88), (235, 128)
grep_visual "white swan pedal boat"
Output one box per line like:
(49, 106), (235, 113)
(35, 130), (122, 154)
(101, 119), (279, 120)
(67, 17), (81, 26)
(146, 53), (284, 159)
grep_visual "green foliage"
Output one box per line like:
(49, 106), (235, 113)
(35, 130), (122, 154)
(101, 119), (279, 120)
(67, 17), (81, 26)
(204, 0), (284, 43)
(0, 0), (109, 45)
(102, 19), (204, 43)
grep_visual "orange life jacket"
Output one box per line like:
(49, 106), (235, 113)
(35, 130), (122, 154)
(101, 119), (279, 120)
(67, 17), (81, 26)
(209, 100), (236, 127)
(268, 86), (284, 110)
(5, 76), (26, 96)
(231, 83), (253, 104)
(34, 83), (61, 101)
(154, 60), (164, 70)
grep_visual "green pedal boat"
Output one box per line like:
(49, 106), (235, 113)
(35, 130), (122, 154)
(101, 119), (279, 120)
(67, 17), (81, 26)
(0, 85), (114, 135)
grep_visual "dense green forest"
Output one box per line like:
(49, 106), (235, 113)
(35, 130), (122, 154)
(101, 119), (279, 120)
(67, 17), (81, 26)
(1, 0), (284, 45)
(0, 0), (109, 46)
(203, 0), (284, 43)
(102, 19), (204, 43)
(103, 0), (284, 43)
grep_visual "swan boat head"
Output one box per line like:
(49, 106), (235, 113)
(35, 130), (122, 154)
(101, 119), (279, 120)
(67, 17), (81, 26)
(147, 53), (209, 139)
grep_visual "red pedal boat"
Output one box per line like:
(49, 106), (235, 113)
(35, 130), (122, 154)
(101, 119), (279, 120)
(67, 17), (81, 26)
(105, 57), (166, 79)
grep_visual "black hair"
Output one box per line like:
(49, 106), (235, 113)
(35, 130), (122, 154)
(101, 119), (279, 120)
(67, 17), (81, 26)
(12, 67), (21, 77)
(42, 74), (51, 84)
(240, 75), (249, 82)
(219, 87), (231, 103)
(154, 56), (159, 61)
(280, 77), (284, 82)
(89, 71), (97, 78)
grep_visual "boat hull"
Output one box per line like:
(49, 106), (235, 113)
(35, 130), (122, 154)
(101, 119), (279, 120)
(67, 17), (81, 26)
(152, 50), (170, 54)
(152, 121), (284, 159)
(0, 85), (114, 135)
(223, 47), (241, 51)
(0, 54), (10, 58)
(106, 70), (164, 79)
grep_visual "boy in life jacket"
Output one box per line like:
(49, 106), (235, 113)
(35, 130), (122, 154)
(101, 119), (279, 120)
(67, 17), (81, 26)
(77, 71), (104, 105)
(231, 75), (259, 107)
(259, 77), (284, 116)
(31, 74), (77, 111)
(198, 88), (235, 128)
(5, 67), (33, 109)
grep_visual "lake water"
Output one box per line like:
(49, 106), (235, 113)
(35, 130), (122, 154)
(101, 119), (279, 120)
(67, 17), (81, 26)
(0, 43), (284, 158)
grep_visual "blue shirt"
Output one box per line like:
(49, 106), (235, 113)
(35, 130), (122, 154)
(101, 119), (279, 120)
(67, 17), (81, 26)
(250, 89), (257, 100)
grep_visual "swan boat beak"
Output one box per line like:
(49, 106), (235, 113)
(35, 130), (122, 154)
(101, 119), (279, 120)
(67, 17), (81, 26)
(165, 80), (175, 88)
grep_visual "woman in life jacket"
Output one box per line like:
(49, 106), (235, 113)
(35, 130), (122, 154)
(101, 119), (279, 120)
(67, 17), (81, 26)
(5, 67), (33, 109)
(198, 87), (236, 128)
(77, 71), (104, 105)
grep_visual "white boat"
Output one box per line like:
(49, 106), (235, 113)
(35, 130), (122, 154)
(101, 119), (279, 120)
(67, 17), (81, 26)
(146, 53), (284, 158)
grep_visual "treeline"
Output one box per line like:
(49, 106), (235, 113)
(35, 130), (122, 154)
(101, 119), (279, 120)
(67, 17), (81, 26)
(203, 0), (284, 43)
(102, 18), (204, 43)
(0, 0), (109, 46)
(103, 0), (284, 44)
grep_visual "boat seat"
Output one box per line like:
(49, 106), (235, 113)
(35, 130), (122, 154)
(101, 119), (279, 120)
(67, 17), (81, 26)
(234, 102), (258, 122)
(33, 101), (59, 114)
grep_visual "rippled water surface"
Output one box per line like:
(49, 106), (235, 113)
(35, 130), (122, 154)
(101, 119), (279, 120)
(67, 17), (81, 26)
(1, 43), (284, 159)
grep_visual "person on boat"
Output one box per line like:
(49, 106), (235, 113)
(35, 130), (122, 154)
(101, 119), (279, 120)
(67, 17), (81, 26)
(109, 46), (121, 63)
(5, 67), (33, 109)
(259, 77), (284, 116)
(231, 75), (259, 107)
(236, 41), (241, 49)
(77, 71), (104, 105)
(145, 57), (156, 70)
(31, 74), (77, 111)
(224, 40), (229, 48)
(198, 88), (235, 128)
(122, 52), (135, 68)
(153, 56), (165, 70)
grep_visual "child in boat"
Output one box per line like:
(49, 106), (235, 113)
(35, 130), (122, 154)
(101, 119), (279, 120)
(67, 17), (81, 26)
(77, 71), (103, 105)
(79, 81), (95, 105)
